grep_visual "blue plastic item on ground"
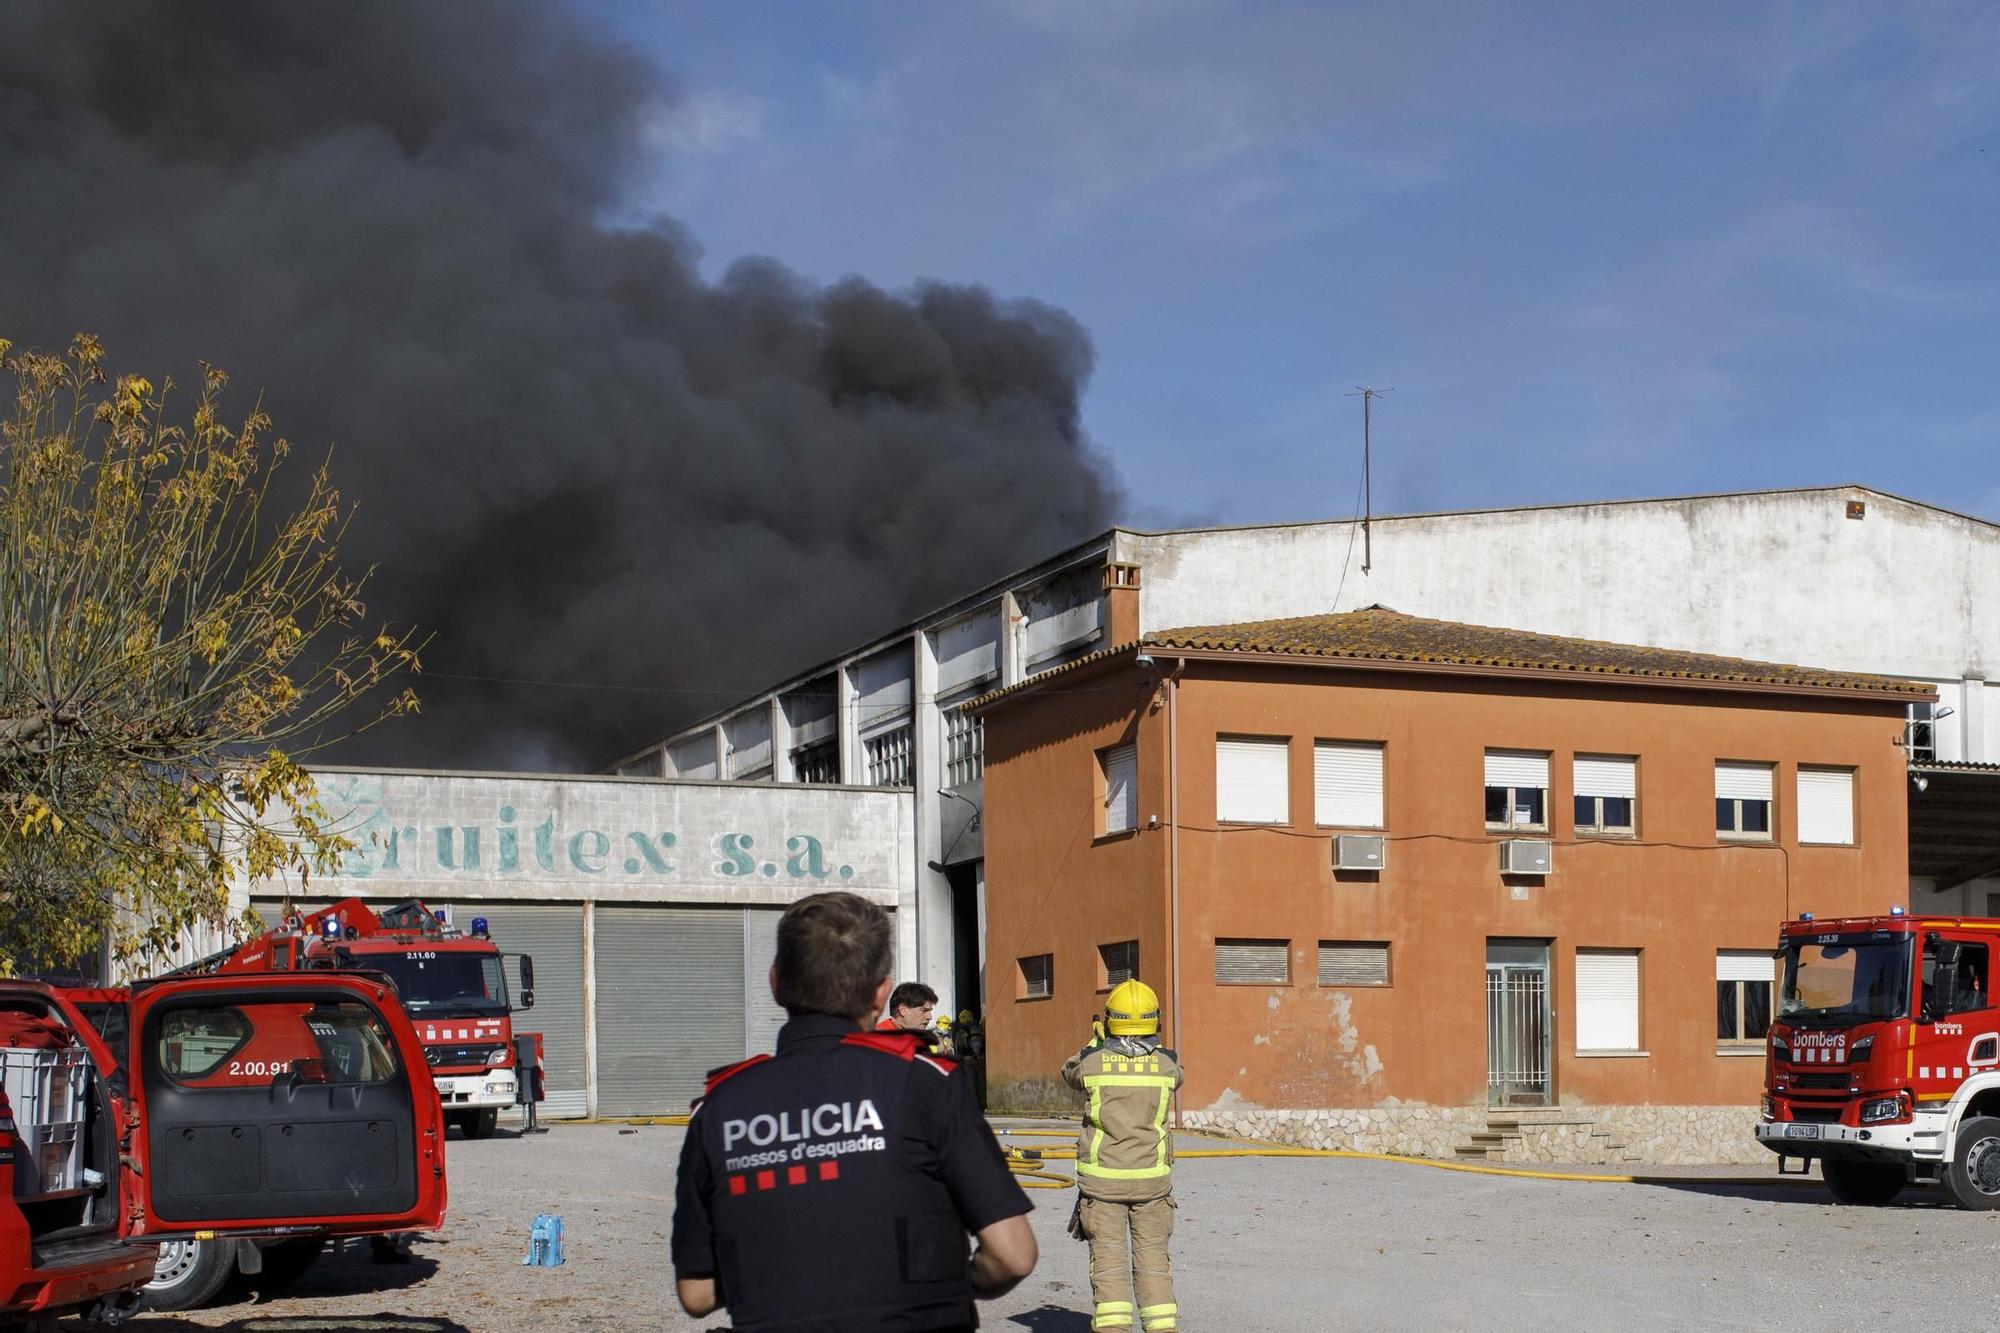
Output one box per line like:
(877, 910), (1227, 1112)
(523, 1212), (566, 1267)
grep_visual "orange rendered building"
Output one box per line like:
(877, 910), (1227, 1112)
(972, 608), (1927, 1163)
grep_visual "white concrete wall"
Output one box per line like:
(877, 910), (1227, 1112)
(228, 767), (920, 975)
(1127, 488), (2000, 757)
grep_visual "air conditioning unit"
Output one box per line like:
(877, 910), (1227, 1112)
(1500, 839), (1552, 876)
(1333, 834), (1386, 871)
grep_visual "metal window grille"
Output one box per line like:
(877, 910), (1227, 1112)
(1214, 939), (1289, 984)
(864, 724), (913, 788)
(1317, 942), (1389, 986)
(944, 707), (984, 786)
(790, 739), (839, 785)
(1100, 940), (1138, 987)
(1019, 953), (1053, 999)
(1485, 965), (1550, 1106)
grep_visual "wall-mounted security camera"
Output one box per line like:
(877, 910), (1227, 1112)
(1134, 653), (1155, 669)
(1912, 774), (1930, 793)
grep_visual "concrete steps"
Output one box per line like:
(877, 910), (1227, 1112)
(1451, 1110), (1647, 1165)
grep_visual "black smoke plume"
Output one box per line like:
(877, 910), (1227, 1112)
(0, 2), (1117, 770)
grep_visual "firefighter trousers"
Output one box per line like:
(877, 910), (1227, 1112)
(1079, 1193), (1176, 1331)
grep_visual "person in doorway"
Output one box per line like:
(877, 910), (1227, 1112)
(1062, 979), (1183, 1333)
(881, 980), (939, 1030)
(672, 892), (1036, 1330)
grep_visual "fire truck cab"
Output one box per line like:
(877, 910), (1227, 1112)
(1757, 911), (2000, 1209)
(206, 898), (537, 1141)
(0, 970), (447, 1325)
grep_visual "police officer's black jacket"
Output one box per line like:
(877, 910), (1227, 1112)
(672, 1012), (1031, 1331)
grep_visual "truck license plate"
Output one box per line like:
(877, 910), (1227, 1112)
(1784, 1124), (1822, 1140)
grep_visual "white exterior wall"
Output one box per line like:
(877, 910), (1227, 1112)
(1126, 488), (2000, 758)
(223, 767), (917, 966)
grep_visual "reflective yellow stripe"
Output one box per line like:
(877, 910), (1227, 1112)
(1078, 1160), (1174, 1179)
(1096, 1303), (1136, 1314)
(1095, 1300), (1136, 1328)
(1140, 1304), (1178, 1316)
(1083, 1074), (1179, 1089)
(1085, 1083), (1106, 1169)
(1154, 1083), (1171, 1171)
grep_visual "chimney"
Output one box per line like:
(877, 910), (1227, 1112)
(1103, 562), (1142, 646)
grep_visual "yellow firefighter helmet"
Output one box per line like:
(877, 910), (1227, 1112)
(1104, 978), (1161, 1036)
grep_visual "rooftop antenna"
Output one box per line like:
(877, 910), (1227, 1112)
(1345, 387), (1390, 574)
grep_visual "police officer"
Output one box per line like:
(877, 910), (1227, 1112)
(1061, 979), (1183, 1333)
(672, 891), (1038, 1330)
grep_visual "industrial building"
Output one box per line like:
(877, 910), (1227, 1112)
(970, 607), (1921, 1162)
(227, 767), (914, 1118)
(631, 483), (2000, 1030)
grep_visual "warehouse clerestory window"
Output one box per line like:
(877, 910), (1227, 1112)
(864, 724), (913, 788)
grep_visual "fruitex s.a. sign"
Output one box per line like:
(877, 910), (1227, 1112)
(299, 772), (899, 888)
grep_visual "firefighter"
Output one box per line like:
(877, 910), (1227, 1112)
(1061, 979), (1183, 1333)
(672, 892), (1037, 1330)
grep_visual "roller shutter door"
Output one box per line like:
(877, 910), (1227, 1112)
(743, 909), (787, 1058)
(595, 906), (745, 1116)
(448, 903), (588, 1120)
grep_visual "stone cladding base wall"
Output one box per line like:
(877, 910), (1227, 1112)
(1181, 1104), (1768, 1165)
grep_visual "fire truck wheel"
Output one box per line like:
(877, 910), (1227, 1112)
(458, 1107), (500, 1139)
(141, 1236), (236, 1311)
(1820, 1158), (1905, 1206)
(1949, 1115), (2000, 1209)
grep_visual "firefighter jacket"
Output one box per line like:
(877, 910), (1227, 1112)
(1061, 1035), (1184, 1203)
(672, 1013), (1031, 1331)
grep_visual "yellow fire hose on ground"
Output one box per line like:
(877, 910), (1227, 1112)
(992, 1125), (1821, 1191)
(591, 1117), (1814, 1194)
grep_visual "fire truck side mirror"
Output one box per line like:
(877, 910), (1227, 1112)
(517, 954), (536, 1010)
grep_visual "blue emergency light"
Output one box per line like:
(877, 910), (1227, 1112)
(321, 916), (342, 939)
(1799, 912), (1814, 922)
(471, 916), (490, 939)
(1891, 905), (1907, 916)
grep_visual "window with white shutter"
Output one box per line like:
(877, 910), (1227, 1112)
(1314, 742), (1384, 828)
(1575, 950), (1641, 1052)
(1716, 762), (1775, 839)
(1214, 939), (1290, 984)
(1099, 743), (1138, 836)
(1484, 750), (1550, 829)
(1317, 941), (1390, 987)
(1716, 951), (1776, 1046)
(1217, 737), (1290, 824)
(1573, 754), (1636, 835)
(1796, 767), (1855, 845)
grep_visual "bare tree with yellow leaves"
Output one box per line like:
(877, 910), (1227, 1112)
(0, 334), (423, 975)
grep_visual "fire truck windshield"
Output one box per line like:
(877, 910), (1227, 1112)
(355, 950), (509, 1014)
(1779, 936), (1911, 1026)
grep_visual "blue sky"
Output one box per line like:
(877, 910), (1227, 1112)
(591, 1), (2000, 527)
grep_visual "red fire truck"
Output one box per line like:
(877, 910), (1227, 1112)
(0, 970), (447, 1326)
(1757, 910), (2000, 1208)
(191, 898), (540, 1142)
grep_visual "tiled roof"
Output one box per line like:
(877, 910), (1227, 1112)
(966, 606), (1929, 708)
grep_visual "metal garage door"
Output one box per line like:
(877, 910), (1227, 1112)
(743, 909), (787, 1058)
(445, 902), (588, 1120)
(594, 906), (745, 1117)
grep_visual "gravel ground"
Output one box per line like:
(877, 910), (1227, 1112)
(89, 1116), (2000, 1332)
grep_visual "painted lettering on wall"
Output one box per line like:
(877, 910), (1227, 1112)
(318, 777), (858, 883)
